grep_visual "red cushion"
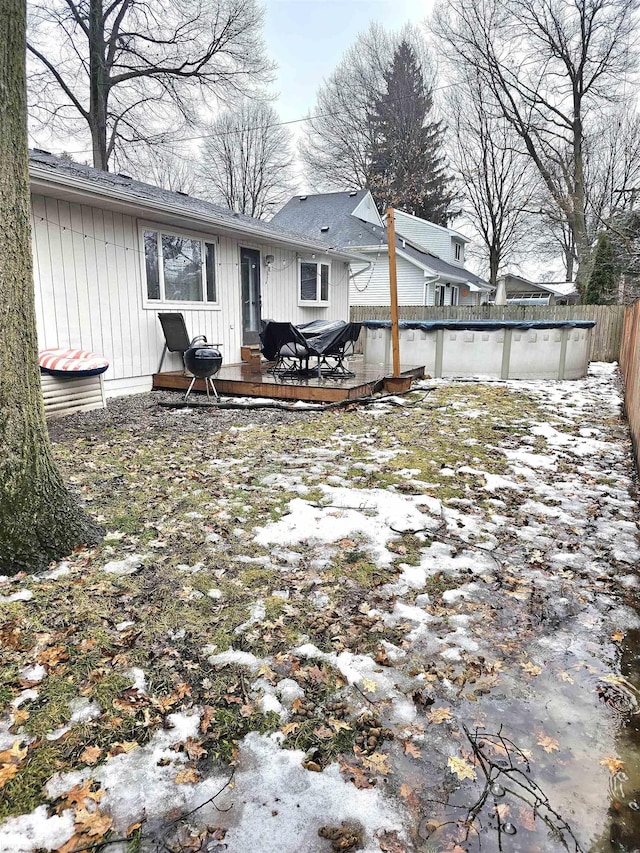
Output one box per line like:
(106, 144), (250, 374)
(39, 348), (109, 376)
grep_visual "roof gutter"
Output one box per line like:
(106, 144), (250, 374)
(29, 164), (361, 262)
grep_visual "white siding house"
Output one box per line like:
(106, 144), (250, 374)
(29, 152), (355, 398)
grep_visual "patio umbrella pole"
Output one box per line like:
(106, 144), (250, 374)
(387, 207), (401, 378)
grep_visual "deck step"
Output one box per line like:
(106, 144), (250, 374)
(240, 345), (262, 364)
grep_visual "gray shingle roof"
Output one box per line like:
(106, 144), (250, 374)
(273, 190), (490, 289)
(398, 240), (491, 289)
(272, 191), (387, 249)
(28, 150), (358, 257)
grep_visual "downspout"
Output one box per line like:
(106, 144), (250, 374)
(424, 273), (440, 306)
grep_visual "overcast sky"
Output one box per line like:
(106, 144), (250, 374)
(262, 0), (434, 123)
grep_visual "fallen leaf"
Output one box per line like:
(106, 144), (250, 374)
(36, 645), (68, 670)
(80, 746), (103, 766)
(611, 630), (625, 643)
(361, 678), (378, 694)
(0, 764), (19, 789)
(520, 661), (543, 676)
(377, 829), (408, 852)
(74, 807), (113, 838)
(257, 663), (277, 681)
(313, 725), (334, 740)
(517, 806), (537, 831)
(361, 751), (391, 775)
(375, 647), (392, 666)
(328, 718), (351, 733)
(183, 738), (207, 761)
(536, 733), (560, 753)
(600, 756), (624, 774)
(281, 722), (299, 737)
(338, 757), (373, 789)
(404, 741), (422, 759)
(59, 781), (104, 808)
(447, 755), (477, 781)
(558, 670), (574, 683)
(427, 707), (452, 724)
(11, 708), (29, 727)
(175, 767), (202, 784)
(399, 783), (415, 800)
(494, 803), (510, 820)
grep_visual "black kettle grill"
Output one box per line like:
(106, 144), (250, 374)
(183, 335), (223, 401)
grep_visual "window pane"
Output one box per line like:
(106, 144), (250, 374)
(320, 264), (329, 301)
(144, 230), (160, 299)
(205, 242), (216, 302)
(300, 262), (317, 301)
(162, 234), (202, 301)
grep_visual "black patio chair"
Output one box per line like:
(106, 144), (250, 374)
(157, 312), (194, 373)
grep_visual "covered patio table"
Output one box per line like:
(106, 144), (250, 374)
(260, 320), (361, 378)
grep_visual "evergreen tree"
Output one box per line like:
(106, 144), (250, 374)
(586, 232), (617, 304)
(367, 41), (455, 225)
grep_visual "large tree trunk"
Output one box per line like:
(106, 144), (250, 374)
(0, 0), (102, 574)
(89, 0), (109, 170)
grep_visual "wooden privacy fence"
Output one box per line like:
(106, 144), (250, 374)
(349, 304), (625, 362)
(619, 301), (640, 470)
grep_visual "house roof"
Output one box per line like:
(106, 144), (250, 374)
(28, 150), (364, 261)
(361, 238), (491, 290)
(273, 190), (491, 289)
(500, 273), (578, 298)
(272, 191), (388, 250)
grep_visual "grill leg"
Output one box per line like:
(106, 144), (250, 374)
(207, 377), (219, 399)
(184, 376), (197, 401)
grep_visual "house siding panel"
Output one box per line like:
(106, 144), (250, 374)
(350, 253), (430, 307)
(394, 211), (453, 261)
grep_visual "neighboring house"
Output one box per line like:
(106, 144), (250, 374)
(272, 190), (493, 307)
(496, 274), (579, 305)
(28, 151), (360, 398)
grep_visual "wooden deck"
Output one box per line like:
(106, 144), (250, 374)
(153, 360), (425, 403)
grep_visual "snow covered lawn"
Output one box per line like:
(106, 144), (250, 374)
(1, 364), (639, 852)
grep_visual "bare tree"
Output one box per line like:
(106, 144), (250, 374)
(447, 75), (536, 285)
(532, 104), (640, 280)
(1, 0), (101, 573)
(299, 22), (436, 192)
(27, 0), (274, 171)
(433, 0), (639, 296)
(128, 144), (201, 195)
(198, 101), (294, 219)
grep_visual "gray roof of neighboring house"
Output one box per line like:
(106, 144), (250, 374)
(272, 191), (387, 249)
(500, 274), (578, 298)
(398, 240), (491, 290)
(274, 190), (491, 289)
(28, 150), (361, 259)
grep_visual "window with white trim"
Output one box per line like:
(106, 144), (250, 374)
(454, 242), (462, 262)
(451, 285), (460, 305)
(142, 227), (217, 304)
(299, 260), (330, 305)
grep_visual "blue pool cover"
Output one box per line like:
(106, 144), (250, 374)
(362, 319), (596, 331)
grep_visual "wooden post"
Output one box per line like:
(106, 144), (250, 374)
(387, 207), (400, 377)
